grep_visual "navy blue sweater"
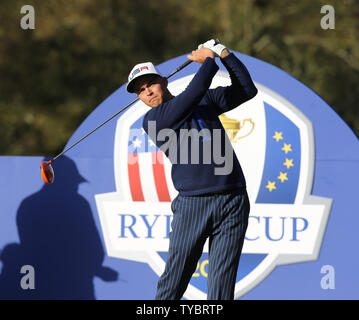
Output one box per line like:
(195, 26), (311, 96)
(143, 53), (258, 196)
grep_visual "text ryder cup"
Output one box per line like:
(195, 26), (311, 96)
(118, 214), (308, 241)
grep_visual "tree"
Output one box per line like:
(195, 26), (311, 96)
(0, 0), (357, 156)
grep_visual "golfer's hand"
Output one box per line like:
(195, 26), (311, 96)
(198, 39), (230, 58)
(187, 47), (215, 64)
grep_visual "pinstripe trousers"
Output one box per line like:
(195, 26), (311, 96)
(155, 187), (250, 300)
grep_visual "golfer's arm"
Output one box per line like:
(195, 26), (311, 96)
(209, 53), (258, 114)
(144, 58), (219, 132)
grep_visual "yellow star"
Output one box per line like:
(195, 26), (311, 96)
(265, 181), (276, 192)
(272, 131), (283, 142)
(277, 172), (288, 183)
(283, 158), (294, 169)
(282, 143), (292, 154)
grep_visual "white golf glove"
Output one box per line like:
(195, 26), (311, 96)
(198, 39), (227, 57)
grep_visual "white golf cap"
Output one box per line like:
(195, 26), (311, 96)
(126, 62), (161, 93)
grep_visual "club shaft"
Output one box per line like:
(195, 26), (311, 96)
(51, 59), (193, 163)
(52, 97), (139, 162)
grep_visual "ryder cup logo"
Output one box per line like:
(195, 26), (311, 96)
(95, 70), (332, 299)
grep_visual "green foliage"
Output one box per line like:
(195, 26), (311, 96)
(0, 0), (358, 156)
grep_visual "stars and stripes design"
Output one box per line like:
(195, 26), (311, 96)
(127, 117), (176, 202)
(126, 100), (301, 206)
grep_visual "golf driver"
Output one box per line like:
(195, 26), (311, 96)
(40, 54), (205, 184)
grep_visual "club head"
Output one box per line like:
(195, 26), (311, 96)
(40, 161), (55, 184)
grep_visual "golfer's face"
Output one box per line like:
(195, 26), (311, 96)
(135, 75), (166, 108)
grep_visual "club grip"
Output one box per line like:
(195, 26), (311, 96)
(167, 39), (220, 79)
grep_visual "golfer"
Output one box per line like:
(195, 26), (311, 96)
(126, 40), (258, 300)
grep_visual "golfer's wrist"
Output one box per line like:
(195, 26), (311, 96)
(220, 48), (230, 59)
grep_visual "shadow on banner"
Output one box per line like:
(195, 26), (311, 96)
(0, 156), (117, 299)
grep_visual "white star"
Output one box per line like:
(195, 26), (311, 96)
(132, 138), (142, 148)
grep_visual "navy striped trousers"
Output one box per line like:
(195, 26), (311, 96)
(155, 188), (250, 300)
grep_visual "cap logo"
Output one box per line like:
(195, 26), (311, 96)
(130, 68), (141, 81)
(130, 65), (151, 81)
